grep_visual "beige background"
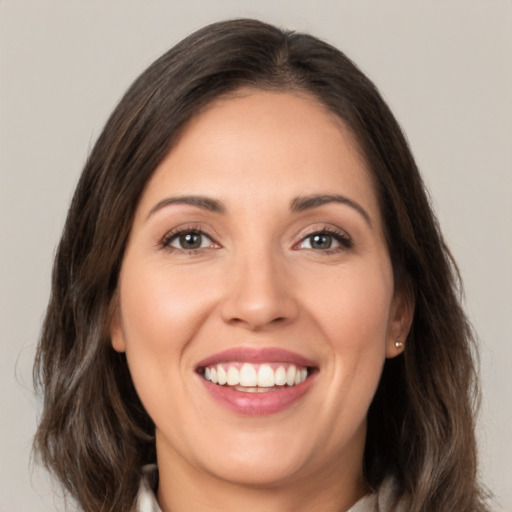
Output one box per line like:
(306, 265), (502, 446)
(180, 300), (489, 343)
(1, 1), (511, 510)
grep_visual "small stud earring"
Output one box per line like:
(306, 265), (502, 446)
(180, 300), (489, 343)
(395, 340), (404, 349)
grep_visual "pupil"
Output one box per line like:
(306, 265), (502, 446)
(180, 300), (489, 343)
(180, 233), (201, 249)
(312, 234), (331, 249)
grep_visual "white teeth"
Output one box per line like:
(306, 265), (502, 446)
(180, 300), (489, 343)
(227, 366), (239, 385)
(239, 363), (257, 386)
(217, 365), (227, 385)
(203, 362), (310, 389)
(257, 364), (274, 387)
(286, 365), (296, 386)
(238, 386), (258, 393)
(274, 366), (287, 386)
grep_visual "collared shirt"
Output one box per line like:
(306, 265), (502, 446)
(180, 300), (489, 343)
(134, 465), (405, 512)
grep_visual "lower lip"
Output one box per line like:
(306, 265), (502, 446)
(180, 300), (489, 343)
(199, 375), (315, 416)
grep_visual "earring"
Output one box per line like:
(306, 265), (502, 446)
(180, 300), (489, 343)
(395, 339), (404, 349)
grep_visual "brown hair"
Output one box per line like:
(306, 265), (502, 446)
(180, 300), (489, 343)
(34, 19), (489, 511)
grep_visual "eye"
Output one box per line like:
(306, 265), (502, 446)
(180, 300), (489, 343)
(296, 229), (352, 251)
(302, 233), (336, 250)
(162, 229), (218, 251)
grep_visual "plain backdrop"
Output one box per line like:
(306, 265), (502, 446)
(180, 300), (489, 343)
(1, 1), (511, 510)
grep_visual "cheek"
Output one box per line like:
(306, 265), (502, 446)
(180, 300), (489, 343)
(119, 260), (218, 354)
(118, 260), (221, 425)
(117, 259), (220, 406)
(303, 260), (393, 403)
(318, 290), (390, 396)
(306, 261), (394, 350)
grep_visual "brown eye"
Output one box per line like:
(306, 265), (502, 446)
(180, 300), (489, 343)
(164, 230), (215, 251)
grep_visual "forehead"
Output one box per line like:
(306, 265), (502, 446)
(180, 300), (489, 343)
(137, 90), (380, 223)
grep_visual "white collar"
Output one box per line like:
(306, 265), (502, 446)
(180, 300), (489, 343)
(135, 464), (160, 512)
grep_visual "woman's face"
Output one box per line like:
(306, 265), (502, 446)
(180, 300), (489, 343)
(111, 90), (408, 492)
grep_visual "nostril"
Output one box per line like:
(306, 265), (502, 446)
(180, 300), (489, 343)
(226, 315), (289, 331)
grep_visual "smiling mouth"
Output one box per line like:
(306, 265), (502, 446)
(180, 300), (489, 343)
(199, 362), (312, 392)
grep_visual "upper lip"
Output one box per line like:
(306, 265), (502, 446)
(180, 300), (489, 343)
(195, 347), (317, 369)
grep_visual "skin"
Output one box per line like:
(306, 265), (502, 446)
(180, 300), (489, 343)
(111, 90), (412, 512)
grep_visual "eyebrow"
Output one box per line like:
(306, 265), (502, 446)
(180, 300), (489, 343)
(146, 193), (372, 227)
(290, 194), (372, 228)
(147, 195), (226, 219)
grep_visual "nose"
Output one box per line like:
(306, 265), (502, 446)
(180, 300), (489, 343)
(220, 249), (299, 331)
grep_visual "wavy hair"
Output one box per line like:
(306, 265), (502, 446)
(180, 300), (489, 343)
(34, 19), (489, 511)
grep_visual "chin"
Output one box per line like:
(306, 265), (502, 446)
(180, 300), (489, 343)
(202, 450), (309, 488)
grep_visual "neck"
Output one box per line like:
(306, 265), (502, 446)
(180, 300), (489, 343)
(156, 443), (369, 512)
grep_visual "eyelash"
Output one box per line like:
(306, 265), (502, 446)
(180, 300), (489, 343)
(160, 226), (218, 254)
(159, 225), (352, 254)
(295, 226), (353, 253)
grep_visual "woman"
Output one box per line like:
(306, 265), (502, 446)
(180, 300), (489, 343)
(33, 19), (489, 512)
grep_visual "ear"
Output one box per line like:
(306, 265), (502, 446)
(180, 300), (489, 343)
(109, 293), (126, 353)
(386, 286), (414, 359)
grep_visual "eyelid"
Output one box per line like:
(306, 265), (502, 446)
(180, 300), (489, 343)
(293, 225), (352, 251)
(159, 224), (220, 252)
(157, 223), (352, 254)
